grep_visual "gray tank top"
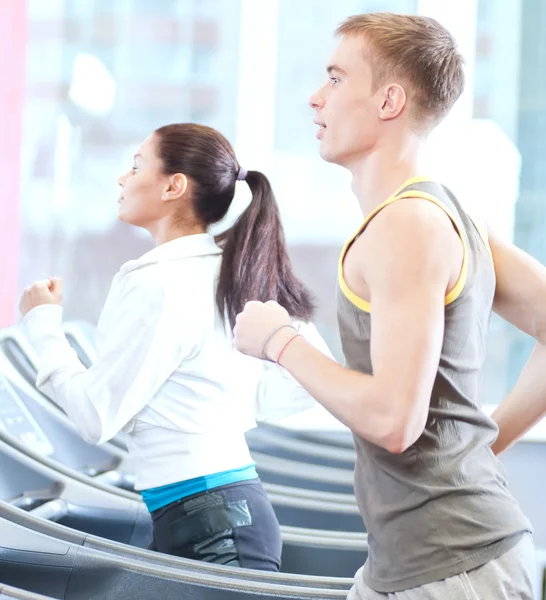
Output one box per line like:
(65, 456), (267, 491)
(337, 177), (532, 593)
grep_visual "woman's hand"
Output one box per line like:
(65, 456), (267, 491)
(19, 277), (63, 317)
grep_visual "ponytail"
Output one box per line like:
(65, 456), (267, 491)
(215, 170), (314, 329)
(153, 123), (314, 327)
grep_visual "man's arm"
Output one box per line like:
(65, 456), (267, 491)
(235, 200), (458, 454)
(489, 229), (546, 454)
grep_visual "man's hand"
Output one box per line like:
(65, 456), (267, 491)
(19, 277), (63, 317)
(234, 300), (293, 360)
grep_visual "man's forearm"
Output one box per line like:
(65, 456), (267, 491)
(491, 341), (546, 455)
(269, 330), (399, 451)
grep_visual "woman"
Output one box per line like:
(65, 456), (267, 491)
(19, 123), (329, 572)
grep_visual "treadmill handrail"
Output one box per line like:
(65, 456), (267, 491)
(280, 532), (367, 550)
(1, 428), (360, 515)
(4, 432), (362, 523)
(0, 327), (130, 454)
(262, 483), (356, 505)
(0, 584), (56, 600)
(72, 542), (351, 598)
(29, 499), (68, 522)
(2, 330), (357, 491)
(83, 470), (359, 509)
(1, 437), (368, 547)
(62, 322), (98, 363)
(92, 469), (135, 489)
(0, 327), (40, 372)
(266, 493), (361, 515)
(1, 509), (352, 598)
(251, 452), (354, 485)
(0, 371), (360, 513)
(0, 350), (128, 462)
(0, 434), (140, 509)
(0, 501), (354, 589)
(247, 429), (355, 464)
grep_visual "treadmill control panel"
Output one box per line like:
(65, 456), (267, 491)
(0, 375), (54, 456)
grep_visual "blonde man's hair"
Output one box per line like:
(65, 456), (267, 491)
(337, 13), (465, 126)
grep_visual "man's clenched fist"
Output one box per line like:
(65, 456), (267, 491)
(233, 300), (295, 361)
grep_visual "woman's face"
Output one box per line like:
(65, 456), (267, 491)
(117, 134), (170, 229)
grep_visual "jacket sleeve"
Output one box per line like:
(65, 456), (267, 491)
(23, 272), (192, 445)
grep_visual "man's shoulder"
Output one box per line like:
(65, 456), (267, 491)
(357, 198), (458, 265)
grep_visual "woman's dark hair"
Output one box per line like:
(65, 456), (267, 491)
(154, 123), (314, 328)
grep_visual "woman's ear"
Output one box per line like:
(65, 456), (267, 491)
(162, 173), (188, 202)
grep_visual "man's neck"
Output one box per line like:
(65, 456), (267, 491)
(349, 133), (429, 216)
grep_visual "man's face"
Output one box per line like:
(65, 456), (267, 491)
(309, 35), (382, 168)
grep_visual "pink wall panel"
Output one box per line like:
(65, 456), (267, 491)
(0, 0), (26, 326)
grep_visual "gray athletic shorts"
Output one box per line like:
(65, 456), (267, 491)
(348, 533), (536, 599)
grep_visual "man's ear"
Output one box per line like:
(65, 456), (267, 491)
(378, 83), (407, 121)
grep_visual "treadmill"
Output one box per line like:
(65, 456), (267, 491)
(0, 328), (362, 508)
(0, 367), (369, 580)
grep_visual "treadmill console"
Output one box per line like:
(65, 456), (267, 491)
(0, 375), (54, 456)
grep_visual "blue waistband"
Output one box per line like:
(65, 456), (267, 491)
(141, 464), (258, 513)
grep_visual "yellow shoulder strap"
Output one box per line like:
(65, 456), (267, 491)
(338, 189), (469, 312)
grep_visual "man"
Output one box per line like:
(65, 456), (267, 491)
(234, 12), (545, 599)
